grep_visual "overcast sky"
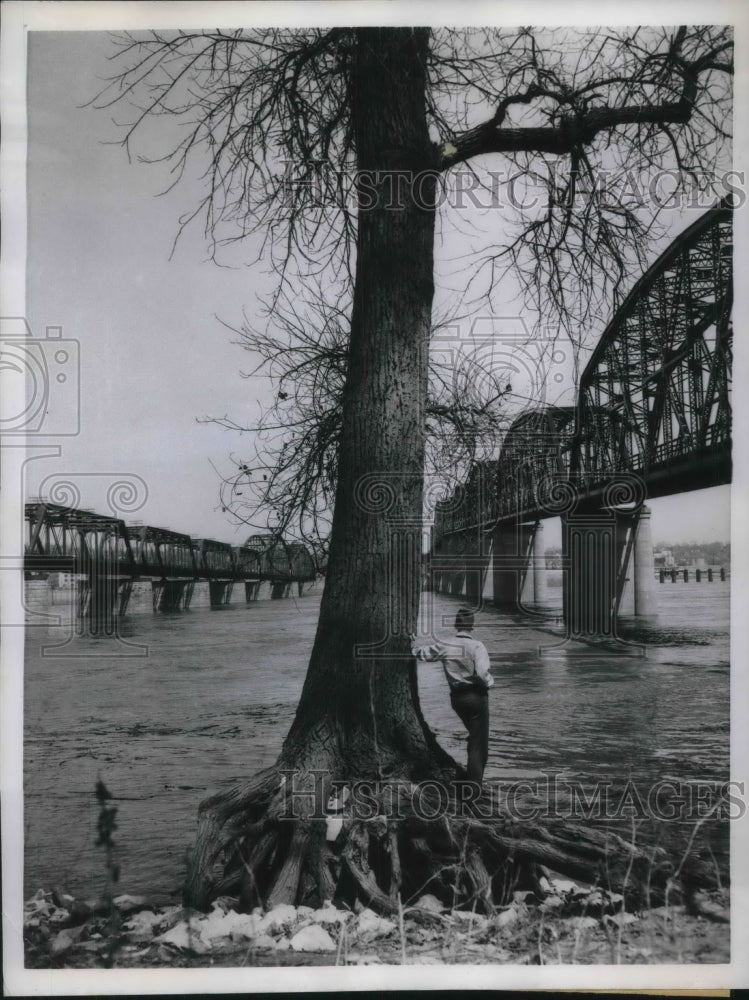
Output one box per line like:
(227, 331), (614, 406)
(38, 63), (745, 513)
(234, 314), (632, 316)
(22, 28), (732, 546)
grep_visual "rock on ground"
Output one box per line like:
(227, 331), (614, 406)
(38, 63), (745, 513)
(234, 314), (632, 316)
(290, 925), (336, 952)
(356, 908), (396, 939)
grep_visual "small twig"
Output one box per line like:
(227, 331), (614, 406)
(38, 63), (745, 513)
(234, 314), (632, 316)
(537, 910), (546, 965)
(398, 892), (407, 965)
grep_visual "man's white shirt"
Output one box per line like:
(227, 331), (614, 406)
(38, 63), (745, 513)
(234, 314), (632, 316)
(412, 631), (494, 690)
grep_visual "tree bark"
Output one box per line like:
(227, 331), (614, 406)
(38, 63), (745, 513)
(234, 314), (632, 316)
(277, 26), (448, 782)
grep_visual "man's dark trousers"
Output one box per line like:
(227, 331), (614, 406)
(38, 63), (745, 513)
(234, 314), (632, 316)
(450, 686), (489, 784)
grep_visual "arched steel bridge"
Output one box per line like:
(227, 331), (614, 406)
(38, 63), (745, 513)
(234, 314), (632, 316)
(435, 202), (732, 538)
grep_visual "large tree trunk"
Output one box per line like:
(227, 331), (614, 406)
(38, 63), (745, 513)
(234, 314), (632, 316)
(182, 28), (719, 915)
(184, 27), (453, 911)
(275, 26), (447, 785)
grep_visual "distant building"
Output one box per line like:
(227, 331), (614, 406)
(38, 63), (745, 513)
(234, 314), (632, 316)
(653, 548), (675, 568)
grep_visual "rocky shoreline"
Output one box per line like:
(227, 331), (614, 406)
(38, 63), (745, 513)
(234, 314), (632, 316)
(24, 877), (730, 968)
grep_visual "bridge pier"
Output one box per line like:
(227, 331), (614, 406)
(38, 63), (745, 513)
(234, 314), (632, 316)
(245, 580), (261, 602)
(464, 533), (491, 605)
(443, 534), (464, 596)
(563, 503), (658, 636)
(493, 521), (547, 611)
(562, 512), (618, 637)
(209, 581), (234, 607)
(75, 574), (122, 635)
(632, 506), (657, 616)
(430, 542), (444, 595)
(118, 579), (134, 617)
(429, 539), (452, 596)
(618, 505), (658, 618)
(271, 580), (291, 599)
(152, 579), (191, 612)
(520, 521), (549, 608)
(492, 523), (522, 610)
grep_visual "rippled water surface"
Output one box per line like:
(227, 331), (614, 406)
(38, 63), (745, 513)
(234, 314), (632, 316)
(24, 579), (730, 903)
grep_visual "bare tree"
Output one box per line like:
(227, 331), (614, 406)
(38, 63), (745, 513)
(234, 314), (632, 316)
(205, 286), (512, 552)
(95, 25), (732, 912)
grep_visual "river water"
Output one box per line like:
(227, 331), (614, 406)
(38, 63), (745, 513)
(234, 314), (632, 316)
(23, 578), (731, 904)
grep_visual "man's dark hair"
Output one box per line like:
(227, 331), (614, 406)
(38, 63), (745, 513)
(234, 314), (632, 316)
(455, 608), (474, 631)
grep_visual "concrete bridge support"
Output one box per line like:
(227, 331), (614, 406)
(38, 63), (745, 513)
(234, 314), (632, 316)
(492, 523), (522, 610)
(432, 534), (456, 596)
(481, 552), (494, 600)
(563, 504), (658, 636)
(632, 506), (657, 617)
(493, 521), (546, 611)
(618, 505), (657, 617)
(209, 581), (234, 607)
(76, 575), (122, 634)
(245, 580), (261, 602)
(271, 580), (292, 599)
(464, 533), (492, 605)
(118, 579), (134, 617)
(430, 529), (489, 602)
(520, 521), (549, 608)
(429, 548), (442, 594)
(562, 513), (618, 637)
(430, 541), (455, 597)
(152, 579), (191, 612)
(447, 534), (467, 597)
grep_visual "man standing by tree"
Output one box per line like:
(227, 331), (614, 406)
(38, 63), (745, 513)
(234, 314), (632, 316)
(98, 22), (733, 912)
(412, 609), (494, 785)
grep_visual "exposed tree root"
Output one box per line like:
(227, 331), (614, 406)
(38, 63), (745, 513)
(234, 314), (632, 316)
(184, 771), (721, 915)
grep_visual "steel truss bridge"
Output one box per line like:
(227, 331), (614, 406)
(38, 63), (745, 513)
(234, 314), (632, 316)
(24, 502), (318, 619)
(432, 203), (732, 635)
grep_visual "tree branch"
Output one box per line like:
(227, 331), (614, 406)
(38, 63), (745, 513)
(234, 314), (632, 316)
(437, 36), (731, 170)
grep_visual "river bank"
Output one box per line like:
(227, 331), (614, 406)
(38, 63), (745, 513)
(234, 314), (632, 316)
(24, 876), (730, 968)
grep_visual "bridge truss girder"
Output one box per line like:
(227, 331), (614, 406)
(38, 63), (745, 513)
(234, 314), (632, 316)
(24, 504), (316, 586)
(575, 204), (732, 493)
